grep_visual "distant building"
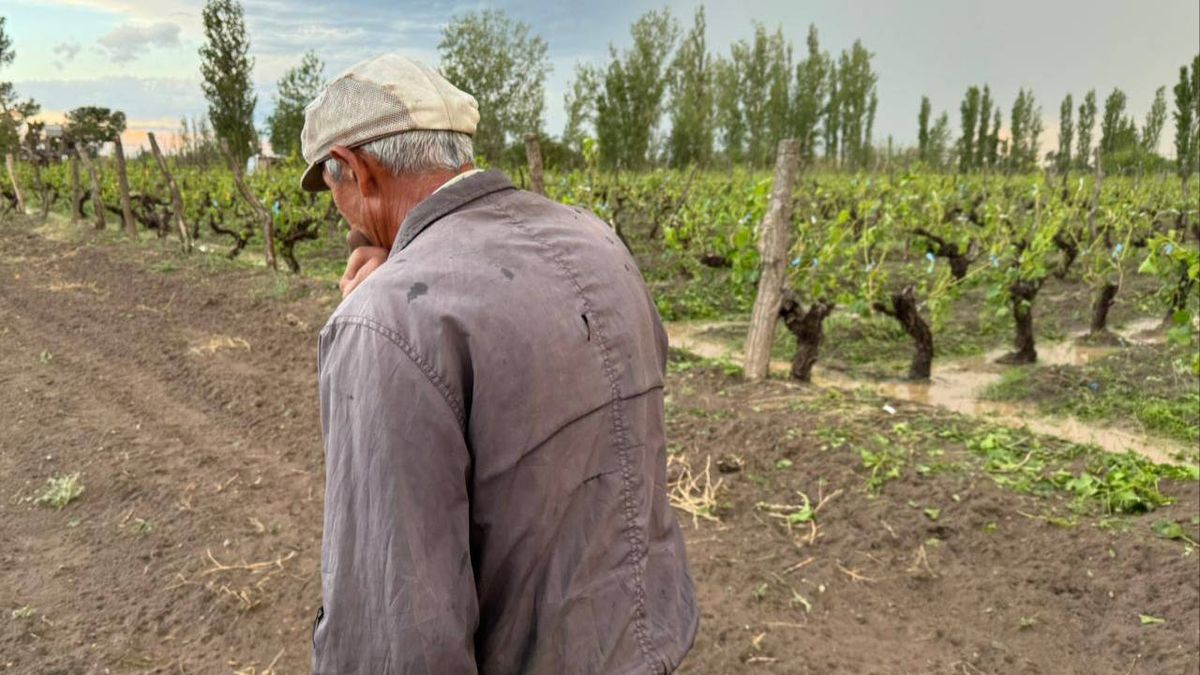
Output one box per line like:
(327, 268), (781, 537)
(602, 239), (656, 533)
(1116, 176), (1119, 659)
(246, 153), (284, 175)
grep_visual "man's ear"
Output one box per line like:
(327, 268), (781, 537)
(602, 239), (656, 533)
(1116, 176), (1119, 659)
(328, 145), (375, 198)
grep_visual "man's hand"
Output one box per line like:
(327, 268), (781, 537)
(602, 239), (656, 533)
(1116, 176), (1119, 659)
(340, 246), (389, 297)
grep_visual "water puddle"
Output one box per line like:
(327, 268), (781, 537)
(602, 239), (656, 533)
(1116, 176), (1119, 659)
(665, 319), (1189, 464)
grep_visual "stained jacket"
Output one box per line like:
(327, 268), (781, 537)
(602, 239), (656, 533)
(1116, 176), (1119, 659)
(312, 171), (698, 674)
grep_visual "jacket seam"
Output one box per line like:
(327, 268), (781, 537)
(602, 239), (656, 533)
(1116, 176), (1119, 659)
(324, 315), (467, 430)
(496, 196), (664, 673)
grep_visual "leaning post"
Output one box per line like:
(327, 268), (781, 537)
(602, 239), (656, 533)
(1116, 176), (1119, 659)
(5, 153), (25, 213)
(524, 133), (545, 196)
(221, 139), (277, 271)
(70, 155), (82, 224)
(147, 132), (192, 251)
(113, 136), (137, 237)
(742, 138), (801, 381)
(75, 144), (107, 230)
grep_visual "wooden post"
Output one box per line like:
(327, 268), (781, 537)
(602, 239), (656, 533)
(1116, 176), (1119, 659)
(743, 138), (801, 381)
(33, 161), (51, 221)
(5, 154), (25, 213)
(70, 155), (82, 224)
(147, 132), (191, 251)
(1086, 146), (1103, 242)
(75, 144), (107, 230)
(524, 133), (545, 196)
(113, 136), (136, 237)
(221, 140), (277, 271)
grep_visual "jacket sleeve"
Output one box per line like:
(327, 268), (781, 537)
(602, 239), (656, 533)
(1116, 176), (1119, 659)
(313, 318), (478, 674)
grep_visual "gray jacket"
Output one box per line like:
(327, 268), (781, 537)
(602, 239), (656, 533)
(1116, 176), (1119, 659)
(312, 171), (697, 674)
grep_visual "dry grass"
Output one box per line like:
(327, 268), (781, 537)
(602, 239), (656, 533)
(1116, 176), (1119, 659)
(668, 453), (723, 527)
(188, 336), (251, 356)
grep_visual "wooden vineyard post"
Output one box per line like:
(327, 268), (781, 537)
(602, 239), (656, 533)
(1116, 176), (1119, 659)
(1086, 146), (1103, 242)
(70, 155), (82, 224)
(743, 138), (801, 381)
(33, 161), (52, 221)
(113, 136), (137, 237)
(147, 132), (192, 251)
(524, 133), (545, 196)
(221, 140), (277, 271)
(5, 153), (25, 213)
(75, 144), (107, 230)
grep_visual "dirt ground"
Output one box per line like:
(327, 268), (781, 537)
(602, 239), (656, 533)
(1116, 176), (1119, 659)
(2, 217), (1198, 674)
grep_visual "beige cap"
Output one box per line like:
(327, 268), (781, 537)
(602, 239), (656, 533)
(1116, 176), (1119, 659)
(299, 53), (479, 192)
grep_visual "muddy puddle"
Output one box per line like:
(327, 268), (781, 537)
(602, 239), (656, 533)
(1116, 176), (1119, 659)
(666, 318), (1189, 464)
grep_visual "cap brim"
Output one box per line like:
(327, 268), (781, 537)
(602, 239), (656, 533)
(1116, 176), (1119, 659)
(301, 159), (329, 192)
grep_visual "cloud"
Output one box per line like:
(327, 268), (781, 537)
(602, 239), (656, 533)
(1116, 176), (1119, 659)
(52, 40), (83, 71)
(96, 21), (182, 64)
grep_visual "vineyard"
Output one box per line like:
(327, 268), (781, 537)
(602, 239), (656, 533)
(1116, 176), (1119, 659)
(7, 149), (1200, 380)
(3, 146), (1200, 672)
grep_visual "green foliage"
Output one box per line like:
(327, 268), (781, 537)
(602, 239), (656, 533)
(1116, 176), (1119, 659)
(1057, 94), (1074, 173)
(199, 0), (258, 163)
(64, 106), (127, 154)
(439, 9), (550, 163)
(1008, 88), (1043, 171)
(1076, 89), (1098, 171)
(36, 472), (84, 510)
(1173, 55), (1200, 179)
(0, 16), (40, 155)
(594, 8), (679, 169)
(266, 51), (324, 158)
(666, 7), (713, 168)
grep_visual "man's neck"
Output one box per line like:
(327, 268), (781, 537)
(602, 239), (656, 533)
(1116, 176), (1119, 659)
(379, 166), (477, 247)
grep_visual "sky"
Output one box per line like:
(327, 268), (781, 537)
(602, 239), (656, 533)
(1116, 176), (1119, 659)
(2, 0), (1198, 154)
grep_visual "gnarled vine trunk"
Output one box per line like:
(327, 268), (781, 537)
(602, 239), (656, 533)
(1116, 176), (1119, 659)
(873, 286), (934, 380)
(998, 280), (1041, 364)
(779, 291), (834, 382)
(1089, 282), (1119, 336)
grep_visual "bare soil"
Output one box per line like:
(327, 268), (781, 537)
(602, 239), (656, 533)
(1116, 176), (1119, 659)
(2, 217), (1197, 674)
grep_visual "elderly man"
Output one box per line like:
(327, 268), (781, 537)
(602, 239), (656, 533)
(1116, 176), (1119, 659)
(303, 53), (697, 673)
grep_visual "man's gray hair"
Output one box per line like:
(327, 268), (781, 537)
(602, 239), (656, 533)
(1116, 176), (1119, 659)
(325, 130), (474, 182)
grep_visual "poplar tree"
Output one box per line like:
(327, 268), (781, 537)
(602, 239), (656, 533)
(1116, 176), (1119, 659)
(823, 68), (840, 163)
(836, 40), (876, 169)
(975, 85), (993, 169)
(594, 8), (678, 168)
(562, 64), (599, 153)
(918, 96), (932, 163)
(713, 56), (745, 164)
(928, 112), (951, 169)
(199, 0), (258, 162)
(1056, 93), (1074, 173)
(790, 25), (828, 162)
(440, 9), (551, 162)
(1100, 87), (1138, 167)
(1140, 86), (1167, 155)
(1075, 89), (1097, 170)
(666, 7), (713, 167)
(732, 23), (791, 167)
(986, 109), (1002, 167)
(957, 86), (980, 172)
(266, 51), (324, 158)
(1173, 55), (1199, 184)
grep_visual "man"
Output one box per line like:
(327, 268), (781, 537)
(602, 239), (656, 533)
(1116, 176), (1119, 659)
(303, 53), (697, 673)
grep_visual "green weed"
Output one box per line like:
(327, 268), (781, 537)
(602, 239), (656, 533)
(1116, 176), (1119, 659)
(35, 472), (84, 510)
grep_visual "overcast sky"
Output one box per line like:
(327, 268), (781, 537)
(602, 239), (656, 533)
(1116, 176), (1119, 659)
(4, 0), (1198, 152)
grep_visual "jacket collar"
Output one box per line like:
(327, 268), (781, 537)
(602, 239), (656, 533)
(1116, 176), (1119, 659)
(388, 170), (515, 257)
